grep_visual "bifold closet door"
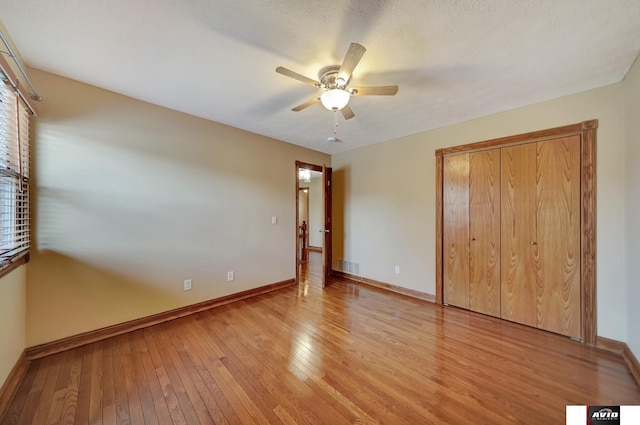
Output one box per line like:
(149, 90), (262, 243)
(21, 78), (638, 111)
(469, 150), (501, 317)
(443, 153), (469, 309)
(536, 136), (581, 338)
(443, 150), (501, 316)
(501, 143), (538, 328)
(501, 137), (581, 338)
(438, 121), (594, 341)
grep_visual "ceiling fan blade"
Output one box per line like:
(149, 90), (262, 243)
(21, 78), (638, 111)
(276, 66), (321, 87)
(351, 86), (398, 96)
(341, 104), (355, 120)
(292, 96), (320, 111)
(337, 43), (366, 84)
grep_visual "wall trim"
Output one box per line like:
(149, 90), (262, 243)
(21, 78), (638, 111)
(596, 336), (640, 387)
(0, 252), (29, 280)
(331, 270), (435, 303)
(623, 344), (640, 387)
(595, 336), (625, 353)
(0, 350), (29, 421)
(26, 279), (296, 360)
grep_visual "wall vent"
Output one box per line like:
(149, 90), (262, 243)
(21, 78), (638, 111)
(338, 259), (360, 275)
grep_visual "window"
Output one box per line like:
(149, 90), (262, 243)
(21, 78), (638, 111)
(0, 80), (30, 273)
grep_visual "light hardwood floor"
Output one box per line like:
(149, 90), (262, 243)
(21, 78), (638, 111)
(2, 252), (639, 424)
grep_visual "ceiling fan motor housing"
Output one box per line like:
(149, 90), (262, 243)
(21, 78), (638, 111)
(319, 65), (347, 89)
(275, 42), (397, 118)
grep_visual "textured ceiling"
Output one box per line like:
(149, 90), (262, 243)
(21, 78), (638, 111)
(1, 0), (640, 154)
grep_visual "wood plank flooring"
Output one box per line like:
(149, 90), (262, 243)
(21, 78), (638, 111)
(2, 252), (639, 424)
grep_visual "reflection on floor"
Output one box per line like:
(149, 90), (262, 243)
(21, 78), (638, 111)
(298, 250), (322, 296)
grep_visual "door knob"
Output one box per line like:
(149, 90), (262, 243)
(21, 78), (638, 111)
(530, 241), (537, 245)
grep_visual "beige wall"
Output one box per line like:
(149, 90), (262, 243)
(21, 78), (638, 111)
(624, 55), (640, 354)
(27, 69), (330, 346)
(332, 79), (629, 341)
(0, 266), (26, 388)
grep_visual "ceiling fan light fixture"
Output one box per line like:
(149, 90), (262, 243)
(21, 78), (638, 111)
(320, 89), (350, 111)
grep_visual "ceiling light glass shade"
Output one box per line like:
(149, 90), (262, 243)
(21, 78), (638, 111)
(320, 89), (350, 111)
(298, 169), (311, 182)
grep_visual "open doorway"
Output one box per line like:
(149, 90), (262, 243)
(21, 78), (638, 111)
(298, 186), (310, 262)
(296, 161), (332, 288)
(298, 171), (323, 257)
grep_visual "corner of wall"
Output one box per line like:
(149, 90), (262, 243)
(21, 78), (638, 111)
(623, 52), (640, 358)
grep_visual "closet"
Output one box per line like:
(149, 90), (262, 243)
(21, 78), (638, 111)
(435, 121), (597, 343)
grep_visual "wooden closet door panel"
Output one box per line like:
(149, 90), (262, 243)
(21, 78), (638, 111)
(536, 136), (581, 338)
(469, 150), (501, 317)
(501, 144), (537, 327)
(443, 153), (470, 309)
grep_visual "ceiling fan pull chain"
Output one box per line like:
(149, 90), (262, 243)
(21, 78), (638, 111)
(334, 110), (339, 134)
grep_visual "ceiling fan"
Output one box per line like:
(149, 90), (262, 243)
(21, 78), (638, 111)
(276, 43), (398, 121)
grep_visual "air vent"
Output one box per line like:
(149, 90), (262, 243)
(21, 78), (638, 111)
(338, 259), (360, 275)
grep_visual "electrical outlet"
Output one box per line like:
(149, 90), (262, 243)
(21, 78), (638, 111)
(183, 279), (192, 291)
(394, 266), (400, 274)
(227, 271), (234, 282)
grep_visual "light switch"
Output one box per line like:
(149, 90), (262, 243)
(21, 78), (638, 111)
(272, 216), (278, 225)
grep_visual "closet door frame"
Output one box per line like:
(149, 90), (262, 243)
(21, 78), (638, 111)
(435, 120), (597, 345)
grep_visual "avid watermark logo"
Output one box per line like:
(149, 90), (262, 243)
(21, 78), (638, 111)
(587, 406), (620, 425)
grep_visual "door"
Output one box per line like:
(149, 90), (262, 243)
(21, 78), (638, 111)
(500, 137), (581, 338)
(436, 120), (597, 344)
(295, 161), (332, 288)
(443, 138), (581, 336)
(443, 150), (501, 316)
(443, 153), (470, 308)
(469, 150), (501, 317)
(322, 165), (332, 287)
(501, 143), (538, 328)
(536, 136), (581, 338)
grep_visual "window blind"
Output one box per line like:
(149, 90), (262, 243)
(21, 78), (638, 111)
(0, 80), (30, 265)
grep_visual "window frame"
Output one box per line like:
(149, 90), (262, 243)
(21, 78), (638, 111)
(0, 53), (35, 279)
